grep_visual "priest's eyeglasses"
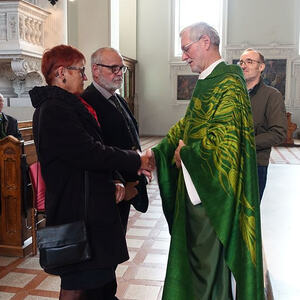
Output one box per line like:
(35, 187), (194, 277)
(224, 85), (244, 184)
(66, 66), (86, 78)
(237, 59), (262, 66)
(96, 64), (128, 74)
(181, 35), (203, 54)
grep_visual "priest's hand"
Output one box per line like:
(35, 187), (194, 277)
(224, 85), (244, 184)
(138, 149), (155, 180)
(148, 149), (156, 170)
(174, 139), (185, 168)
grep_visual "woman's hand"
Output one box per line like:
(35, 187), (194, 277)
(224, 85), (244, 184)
(124, 181), (139, 201)
(115, 182), (125, 203)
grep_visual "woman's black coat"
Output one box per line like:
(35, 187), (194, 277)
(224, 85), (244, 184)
(29, 86), (141, 274)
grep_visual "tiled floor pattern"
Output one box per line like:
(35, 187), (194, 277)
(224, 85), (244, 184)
(269, 145), (300, 164)
(0, 177), (169, 300)
(0, 139), (298, 299)
(261, 163), (300, 300)
(140, 136), (162, 152)
(116, 178), (168, 300)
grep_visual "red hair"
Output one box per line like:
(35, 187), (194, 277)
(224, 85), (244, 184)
(41, 45), (86, 85)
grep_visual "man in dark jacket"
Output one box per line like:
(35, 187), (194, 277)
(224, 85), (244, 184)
(239, 49), (287, 200)
(0, 93), (22, 140)
(82, 47), (148, 231)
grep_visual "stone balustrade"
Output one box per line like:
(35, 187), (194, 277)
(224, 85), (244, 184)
(0, 0), (50, 99)
(0, 0), (49, 55)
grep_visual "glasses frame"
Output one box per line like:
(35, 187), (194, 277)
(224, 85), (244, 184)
(95, 63), (128, 74)
(238, 59), (262, 67)
(181, 35), (203, 54)
(66, 66), (86, 78)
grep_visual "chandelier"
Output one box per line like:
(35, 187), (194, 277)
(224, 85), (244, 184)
(48, 0), (59, 5)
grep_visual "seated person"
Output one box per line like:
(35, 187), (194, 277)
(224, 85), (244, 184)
(0, 93), (22, 140)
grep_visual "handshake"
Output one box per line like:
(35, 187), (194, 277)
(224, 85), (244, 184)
(138, 149), (156, 180)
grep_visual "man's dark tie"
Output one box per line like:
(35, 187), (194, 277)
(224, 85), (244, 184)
(109, 95), (140, 150)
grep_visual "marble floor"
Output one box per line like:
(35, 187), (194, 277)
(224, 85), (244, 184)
(261, 163), (300, 300)
(0, 142), (298, 299)
(0, 176), (168, 300)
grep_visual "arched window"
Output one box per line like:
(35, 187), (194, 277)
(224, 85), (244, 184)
(172, 0), (225, 58)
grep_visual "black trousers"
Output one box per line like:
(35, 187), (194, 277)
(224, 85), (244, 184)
(85, 279), (118, 300)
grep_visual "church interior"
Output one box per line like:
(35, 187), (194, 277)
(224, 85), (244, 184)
(0, 0), (300, 299)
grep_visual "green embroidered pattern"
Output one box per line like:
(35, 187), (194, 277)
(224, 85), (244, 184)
(154, 63), (264, 299)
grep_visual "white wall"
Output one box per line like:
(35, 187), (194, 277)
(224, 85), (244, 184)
(137, 0), (300, 135)
(68, 0), (111, 86)
(68, 0), (137, 82)
(137, 0), (187, 135)
(227, 0), (296, 46)
(119, 0), (136, 59)
(110, 0), (120, 50)
(225, 0), (300, 126)
(40, 0), (68, 48)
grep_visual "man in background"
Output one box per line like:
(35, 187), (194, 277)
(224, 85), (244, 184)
(239, 48), (287, 200)
(151, 22), (264, 299)
(0, 93), (22, 140)
(82, 47), (148, 231)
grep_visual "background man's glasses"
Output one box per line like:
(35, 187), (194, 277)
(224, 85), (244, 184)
(66, 66), (86, 78)
(96, 64), (127, 74)
(238, 59), (262, 66)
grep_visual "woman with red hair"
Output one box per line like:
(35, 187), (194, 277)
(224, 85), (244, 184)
(29, 45), (151, 300)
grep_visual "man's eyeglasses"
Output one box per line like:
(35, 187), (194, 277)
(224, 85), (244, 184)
(66, 66), (86, 78)
(181, 35), (203, 54)
(237, 59), (262, 67)
(96, 64), (127, 74)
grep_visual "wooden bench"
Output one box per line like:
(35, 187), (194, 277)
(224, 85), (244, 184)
(18, 120), (37, 165)
(0, 121), (39, 257)
(19, 120), (34, 141)
(0, 136), (33, 256)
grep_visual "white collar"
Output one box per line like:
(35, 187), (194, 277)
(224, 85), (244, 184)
(198, 59), (224, 80)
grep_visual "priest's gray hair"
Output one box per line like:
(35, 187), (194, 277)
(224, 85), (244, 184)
(0, 93), (4, 101)
(180, 22), (220, 47)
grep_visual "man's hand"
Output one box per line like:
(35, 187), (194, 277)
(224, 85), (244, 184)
(138, 149), (155, 180)
(174, 139), (186, 168)
(124, 181), (139, 201)
(115, 182), (125, 203)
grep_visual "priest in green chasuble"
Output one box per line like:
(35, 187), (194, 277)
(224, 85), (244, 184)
(151, 22), (264, 299)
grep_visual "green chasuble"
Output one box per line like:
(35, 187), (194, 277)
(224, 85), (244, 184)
(152, 62), (264, 300)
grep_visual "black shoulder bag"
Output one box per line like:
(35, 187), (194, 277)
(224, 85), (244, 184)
(35, 109), (91, 271)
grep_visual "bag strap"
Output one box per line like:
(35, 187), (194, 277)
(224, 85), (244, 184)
(84, 171), (89, 222)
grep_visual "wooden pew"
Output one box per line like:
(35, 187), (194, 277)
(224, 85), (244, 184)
(0, 136), (33, 256)
(18, 120), (37, 165)
(0, 120), (39, 257)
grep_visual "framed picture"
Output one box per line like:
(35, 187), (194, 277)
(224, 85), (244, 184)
(263, 59), (286, 97)
(233, 59), (287, 98)
(177, 75), (198, 100)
